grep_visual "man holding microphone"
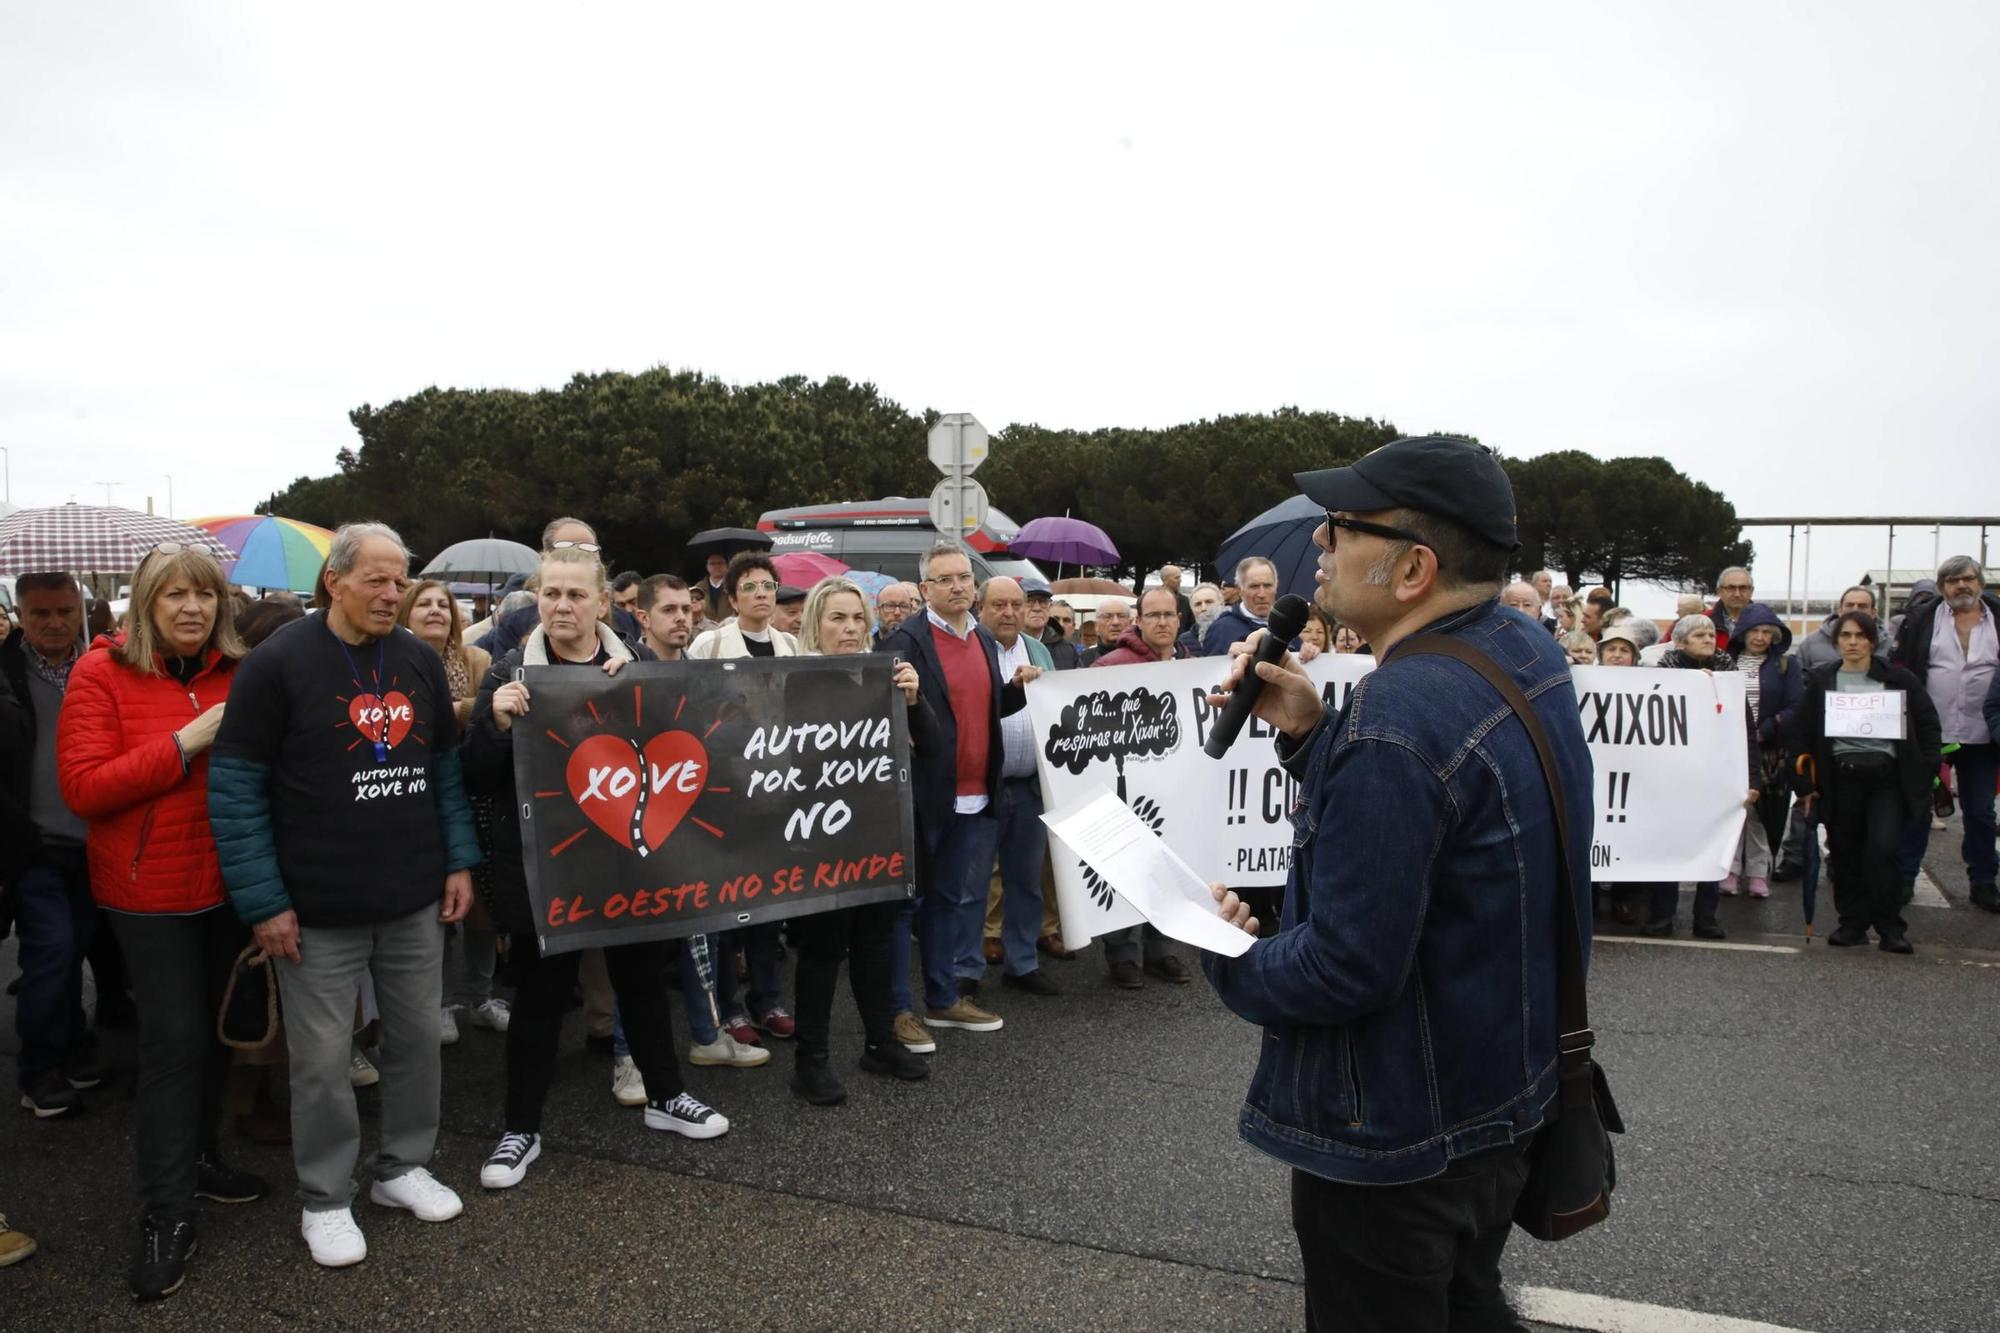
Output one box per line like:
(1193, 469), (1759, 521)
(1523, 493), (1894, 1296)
(1204, 437), (1595, 1332)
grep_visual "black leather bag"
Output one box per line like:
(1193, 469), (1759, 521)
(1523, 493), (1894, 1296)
(217, 944), (282, 1051)
(1402, 634), (1623, 1242)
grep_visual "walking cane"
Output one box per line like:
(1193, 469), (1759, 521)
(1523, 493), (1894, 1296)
(686, 933), (722, 1030)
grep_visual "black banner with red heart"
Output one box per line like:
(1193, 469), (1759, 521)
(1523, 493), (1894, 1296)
(514, 656), (916, 955)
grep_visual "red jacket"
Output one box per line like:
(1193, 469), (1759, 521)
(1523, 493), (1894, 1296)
(56, 638), (236, 914)
(1090, 625), (1187, 668)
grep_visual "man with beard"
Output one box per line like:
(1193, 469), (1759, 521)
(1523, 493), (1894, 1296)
(1199, 437), (1593, 1332)
(1894, 556), (2000, 911)
(634, 575), (694, 662)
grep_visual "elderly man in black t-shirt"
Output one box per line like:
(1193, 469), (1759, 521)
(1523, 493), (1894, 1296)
(210, 522), (482, 1270)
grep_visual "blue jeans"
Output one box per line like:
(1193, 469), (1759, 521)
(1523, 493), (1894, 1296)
(888, 900), (920, 1015)
(994, 778), (1049, 977)
(1949, 743), (1999, 887)
(916, 812), (1000, 1011)
(12, 846), (93, 1087)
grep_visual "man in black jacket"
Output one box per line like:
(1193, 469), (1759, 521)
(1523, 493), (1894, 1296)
(475, 518), (641, 656)
(877, 542), (1036, 1040)
(2, 574), (106, 1117)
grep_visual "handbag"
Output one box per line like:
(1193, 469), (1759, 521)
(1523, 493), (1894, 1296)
(1401, 633), (1624, 1242)
(217, 944), (282, 1051)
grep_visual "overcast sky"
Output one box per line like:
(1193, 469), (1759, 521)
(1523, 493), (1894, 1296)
(3, 2), (1994, 605)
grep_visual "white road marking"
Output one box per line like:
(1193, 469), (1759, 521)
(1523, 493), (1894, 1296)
(1597, 937), (1801, 955)
(1911, 869), (1949, 909)
(1515, 1285), (1811, 1332)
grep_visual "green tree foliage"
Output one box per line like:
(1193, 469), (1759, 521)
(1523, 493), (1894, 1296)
(1508, 450), (1751, 597)
(261, 370), (1742, 596)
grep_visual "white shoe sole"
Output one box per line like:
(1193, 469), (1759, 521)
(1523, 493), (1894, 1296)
(643, 1106), (730, 1139)
(923, 1014), (1003, 1032)
(895, 1036), (938, 1054)
(19, 1094), (72, 1119)
(687, 1049), (772, 1068)
(348, 1068), (379, 1088)
(612, 1084), (648, 1107)
(479, 1139), (540, 1190)
(368, 1179), (464, 1222)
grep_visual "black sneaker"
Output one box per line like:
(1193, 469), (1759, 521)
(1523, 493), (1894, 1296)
(478, 1132), (541, 1190)
(131, 1215), (196, 1301)
(1691, 920), (1727, 941)
(1638, 919), (1675, 938)
(859, 1043), (931, 1082)
(64, 1035), (107, 1090)
(643, 1092), (730, 1139)
(20, 1070), (80, 1118)
(789, 1059), (848, 1107)
(1970, 883), (2000, 914)
(1001, 968), (1059, 997)
(1878, 933), (1915, 955)
(194, 1153), (269, 1205)
(1826, 926), (1869, 948)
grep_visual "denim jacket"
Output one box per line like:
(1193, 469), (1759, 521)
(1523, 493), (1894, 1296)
(1203, 598), (1595, 1185)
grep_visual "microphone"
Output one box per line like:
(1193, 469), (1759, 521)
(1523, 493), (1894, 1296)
(1204, 595), (1311, 759)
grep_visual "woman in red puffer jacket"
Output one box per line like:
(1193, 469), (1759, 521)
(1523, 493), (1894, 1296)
(56, 546), (268, 1301)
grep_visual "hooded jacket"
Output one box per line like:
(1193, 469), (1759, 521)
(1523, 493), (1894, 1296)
(1728, 602), (1804, 748)
(1794, 612), (1889, 673)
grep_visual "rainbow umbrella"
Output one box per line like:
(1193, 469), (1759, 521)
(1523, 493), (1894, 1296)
(192, 515), (335, 593)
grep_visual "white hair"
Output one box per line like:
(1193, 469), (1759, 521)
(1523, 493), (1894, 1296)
(326, 522), (411, 578)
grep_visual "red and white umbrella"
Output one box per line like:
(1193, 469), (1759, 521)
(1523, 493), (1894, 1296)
(0, 503), (237, 576)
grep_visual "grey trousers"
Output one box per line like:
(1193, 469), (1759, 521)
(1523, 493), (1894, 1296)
(1102, 922), (1171, 967)
(275, 902), (445, 1210)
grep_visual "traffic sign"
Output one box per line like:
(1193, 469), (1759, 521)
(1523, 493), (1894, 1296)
(927, 413), (989, 475)
(928, 477), (989, 537)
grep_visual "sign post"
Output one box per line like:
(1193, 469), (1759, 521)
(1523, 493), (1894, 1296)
(926, 413), (990, 539)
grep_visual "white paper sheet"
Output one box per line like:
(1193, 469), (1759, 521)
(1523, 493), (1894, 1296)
(1825, 689), (1906, 739)
(1040, 787), (1256, 958)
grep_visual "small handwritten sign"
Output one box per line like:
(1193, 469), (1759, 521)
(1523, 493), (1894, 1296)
(1825, 690), (1905, 739)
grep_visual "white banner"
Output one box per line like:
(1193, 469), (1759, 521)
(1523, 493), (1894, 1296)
(1028, 656), (1749, 948)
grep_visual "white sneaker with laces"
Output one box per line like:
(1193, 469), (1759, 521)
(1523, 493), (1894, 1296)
(301, 1207), (367, 1267)
(687, 1032), (772, 1068)
(611, 1056), (648, 1107)
(439, 1006), (461, 1045)
(348, 1050), (379, 1088)
(470, 997), (512, 1033)
(644, 1092), (730, 1139)
(369, 1167), (463, 1222)
(479, 1132), (541, 1190)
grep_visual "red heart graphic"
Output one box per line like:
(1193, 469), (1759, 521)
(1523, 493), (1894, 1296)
(565, 731), (709, 856)
(348, 691), (414, 749)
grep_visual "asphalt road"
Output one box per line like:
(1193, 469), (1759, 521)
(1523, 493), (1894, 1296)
(3, 815), (1996, 1331)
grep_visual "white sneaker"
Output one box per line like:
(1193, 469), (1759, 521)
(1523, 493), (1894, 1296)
(348, 1050), (379, 1087)
(301, 1207), (367, 1267)
(687, 1032), (772, 1068)
(470, 997), (512, 1033)
(479, 1132), (541, 1190)
(644, 1092), (730, 1139)
(439, 1006), (461, 1046)
(611, 1056), (648, 1107)
(368, 1167), (463, 1222)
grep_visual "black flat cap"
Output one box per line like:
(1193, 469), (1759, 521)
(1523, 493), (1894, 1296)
(775, 584), (807, 604)
(1294, 435), (1516, 548)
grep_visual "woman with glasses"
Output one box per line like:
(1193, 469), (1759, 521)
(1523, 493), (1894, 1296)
(56, 545), (267, 1299)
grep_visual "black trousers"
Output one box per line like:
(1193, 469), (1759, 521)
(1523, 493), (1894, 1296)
(789, 898), (899, 1063)
(1291, 1141), (1532, 1333)
(1825, 758), (1905, 936)
(107, 906), (247, 1220)
(505, 935), (682, 1132)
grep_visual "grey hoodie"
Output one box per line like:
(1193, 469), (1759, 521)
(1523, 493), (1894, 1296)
(1793, 612), (1890, 673)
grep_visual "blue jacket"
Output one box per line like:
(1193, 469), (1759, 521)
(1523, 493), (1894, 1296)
(1203, 597), (1595, 1185)
(1199, 603), (1302, 658)
(877, 613), (1028, 849)
(1730, 602), (1804, 748)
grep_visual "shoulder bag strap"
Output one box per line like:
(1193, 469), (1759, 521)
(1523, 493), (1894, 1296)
(1397, 633), (1591, 1054)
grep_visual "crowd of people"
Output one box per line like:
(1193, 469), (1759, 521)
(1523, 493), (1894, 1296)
(1, 506), (1995, 1300)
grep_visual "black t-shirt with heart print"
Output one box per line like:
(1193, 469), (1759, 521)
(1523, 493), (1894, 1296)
(213, 613), (460, 927)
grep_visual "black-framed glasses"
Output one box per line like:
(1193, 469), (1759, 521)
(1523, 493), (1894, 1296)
(1323, 511), (1427, 548)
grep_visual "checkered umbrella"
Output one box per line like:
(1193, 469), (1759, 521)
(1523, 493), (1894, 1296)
(0, 503), (237, 576)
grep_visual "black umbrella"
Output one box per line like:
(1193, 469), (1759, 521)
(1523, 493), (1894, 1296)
(1215, 495), (1323, 600)
(685, 527), (773, 560)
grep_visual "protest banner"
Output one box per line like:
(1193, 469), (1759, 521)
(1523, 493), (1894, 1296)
(1028, 654), (1750, 948)
(514, 657), (916, 955)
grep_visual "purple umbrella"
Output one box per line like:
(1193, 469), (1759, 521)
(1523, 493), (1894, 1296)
(1006, 516), (1119, 566)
